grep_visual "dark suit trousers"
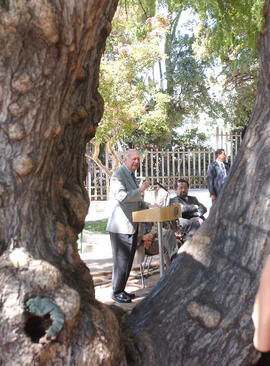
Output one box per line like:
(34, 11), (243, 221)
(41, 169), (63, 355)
(110, 231), (138, 294)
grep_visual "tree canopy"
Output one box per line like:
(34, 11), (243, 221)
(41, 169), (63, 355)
(191, 0), (264, 129)
(97, 6), (172, 149)
(94, 0), (265, 154)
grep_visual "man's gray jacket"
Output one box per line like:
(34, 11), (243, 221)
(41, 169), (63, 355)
(106, 165), (148, 234)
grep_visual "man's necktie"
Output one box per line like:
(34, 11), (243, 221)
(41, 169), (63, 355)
(131, 172), (139, 187)
(221, 163), (226, 183)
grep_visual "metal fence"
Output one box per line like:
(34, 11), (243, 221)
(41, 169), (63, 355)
(86, 129), (242, 200)
(215, 127), (242, 162)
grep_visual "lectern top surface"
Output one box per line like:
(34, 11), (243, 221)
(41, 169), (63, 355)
(132, 203), (181, 223)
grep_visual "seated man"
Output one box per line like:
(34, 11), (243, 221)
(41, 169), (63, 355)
(134, 222), (179, 268)
(169, 179), (207, 238)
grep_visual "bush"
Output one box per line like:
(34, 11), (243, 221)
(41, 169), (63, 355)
(84, 219), (108, 234)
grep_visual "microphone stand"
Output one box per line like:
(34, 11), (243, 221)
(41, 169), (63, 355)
(156, 182), (168, 192)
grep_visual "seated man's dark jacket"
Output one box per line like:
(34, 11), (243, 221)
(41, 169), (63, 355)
(169, 195), (207, 219)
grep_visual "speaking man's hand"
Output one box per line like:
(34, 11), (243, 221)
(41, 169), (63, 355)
(140, 181), (150, 193)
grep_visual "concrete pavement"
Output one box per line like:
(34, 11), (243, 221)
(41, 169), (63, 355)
(81, 238), (161, 311)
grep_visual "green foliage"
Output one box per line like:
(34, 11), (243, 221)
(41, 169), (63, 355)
(168, 33), (223, 119)
(138, 93), (171, 133)
(96, 5), (171, 147)
(97, 1), (223, 150)
(157, 5), (226, 141)
(118, 0), (156, 18)
(187, 0), (264, 129)
(96, 0), (265, 152)
(221, 60), (258, 128)
(169, 127), (211, 150)
(84, 219), (108, 234)
(192, 0), (265, 61)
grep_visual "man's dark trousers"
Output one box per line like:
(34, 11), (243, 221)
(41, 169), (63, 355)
(110, 231), (138, 295)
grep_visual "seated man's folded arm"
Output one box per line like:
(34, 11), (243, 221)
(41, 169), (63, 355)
(181, 203), (198, 215)
(194, 197), (207, 216)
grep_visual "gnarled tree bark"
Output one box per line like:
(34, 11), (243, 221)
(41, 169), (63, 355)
(0, 1), (125, 365)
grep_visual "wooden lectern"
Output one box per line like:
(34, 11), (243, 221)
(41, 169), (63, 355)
(132, 203), (181, 277)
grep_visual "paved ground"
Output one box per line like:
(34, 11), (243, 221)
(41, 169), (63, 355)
(80, 189), (212, 311)
(81, 235), (161, 311)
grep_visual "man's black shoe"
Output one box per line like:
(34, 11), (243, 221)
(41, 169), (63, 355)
(124, 291), (135, 299)
(112, 292), (132, 303)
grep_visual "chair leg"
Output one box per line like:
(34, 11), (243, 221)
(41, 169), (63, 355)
(146, 256), (152, 276)
(140, 263), (145, 288)
(164, 251), (170, 269)
(140, 255), (151, 288)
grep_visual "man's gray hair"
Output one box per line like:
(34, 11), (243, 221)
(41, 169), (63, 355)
(124, 149), (139, 159)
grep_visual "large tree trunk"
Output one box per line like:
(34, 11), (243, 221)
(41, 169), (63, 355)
(0, 1), (126, 365)
(125, 3), (270, 365)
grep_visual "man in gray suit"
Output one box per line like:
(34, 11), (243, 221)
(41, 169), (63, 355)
(169, 179), (207, 238)
(207, 148), (230, 202)
(106, 149), (150, 303)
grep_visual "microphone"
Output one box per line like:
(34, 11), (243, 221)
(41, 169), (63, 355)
(156, 182), (168, 192)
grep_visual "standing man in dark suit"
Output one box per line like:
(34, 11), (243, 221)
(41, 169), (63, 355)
(207, 148), (230, 202)
(169, 179), (207, 238)
(106, 149), (150, 303)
